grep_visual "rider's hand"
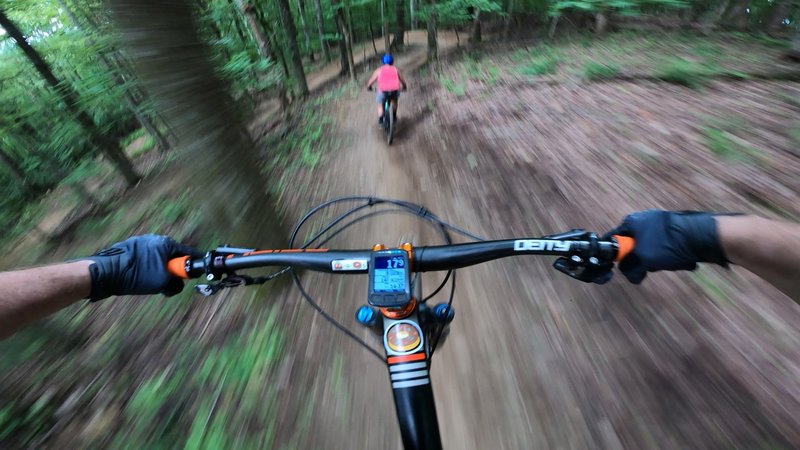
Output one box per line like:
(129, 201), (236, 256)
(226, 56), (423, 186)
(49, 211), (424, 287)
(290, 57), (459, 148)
(605, 210), (736, 284)
(82, 235), (199, 301)
(367, 85), (373, 91)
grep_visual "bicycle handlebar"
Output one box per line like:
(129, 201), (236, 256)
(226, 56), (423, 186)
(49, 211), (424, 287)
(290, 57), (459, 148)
(167, 235), (635, 280)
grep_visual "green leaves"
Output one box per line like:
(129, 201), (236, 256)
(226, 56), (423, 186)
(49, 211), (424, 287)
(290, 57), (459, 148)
(549, 0), (684, 16)
(429, 0), (503, 26)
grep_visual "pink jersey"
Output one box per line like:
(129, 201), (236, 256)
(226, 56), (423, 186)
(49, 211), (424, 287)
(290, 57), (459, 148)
(377, 65), (402, 92)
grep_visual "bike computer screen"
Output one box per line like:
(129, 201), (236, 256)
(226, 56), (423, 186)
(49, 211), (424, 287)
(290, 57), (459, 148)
(368, 250), (411, 307)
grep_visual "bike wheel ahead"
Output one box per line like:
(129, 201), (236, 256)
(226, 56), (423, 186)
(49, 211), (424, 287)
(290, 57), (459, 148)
(382, 91), (399, 146)
(385, 106), (394, 145)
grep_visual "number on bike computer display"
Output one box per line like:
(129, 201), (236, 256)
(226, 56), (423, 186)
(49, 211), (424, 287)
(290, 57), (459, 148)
(368, 250), (412, 307)
(373, 256), (406, 292)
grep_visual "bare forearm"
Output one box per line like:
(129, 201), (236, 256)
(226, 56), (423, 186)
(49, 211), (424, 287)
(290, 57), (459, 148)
(718, 215), (800, 302)
(0, 261), (92, 339)
(367, 72), (379, 87)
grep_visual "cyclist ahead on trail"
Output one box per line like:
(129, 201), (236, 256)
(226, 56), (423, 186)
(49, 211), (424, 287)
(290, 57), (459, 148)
(366, 54), (408, 126)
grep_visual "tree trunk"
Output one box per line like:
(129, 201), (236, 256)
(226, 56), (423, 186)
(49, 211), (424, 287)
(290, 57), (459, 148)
(698, 0), (730, 33)
(227, 0), (254, 50)
(58, 0), (170, 153)
(548, 14), (560, 38)
(764, 1), (789, 35)
(470, 10), (482, 43)
(393, 0), (405, 49)
(275, 0), (310, 96)
(381, 0), (391, 53)
(254, 8), (292, 80)
(332, 0), (356, 80)
(426, 0), (437, 62)
(722, 0), (749, 30)
(0, 147), (32, 190)
(369, 19), (380, 56)
(0, 8), (140, 185)
(110, 0), (285, 244)
(314, 0), (332, 61)
(346, 1), (355, 46)
(410, 0), (416, 29)
(296, 0), (315, 62)
(595, 10), (608, 35)
(788, 32), (800, 61)
(504, 0), (515, 40)
(196, 0), (232, 62)
(240, 1), (289, 110)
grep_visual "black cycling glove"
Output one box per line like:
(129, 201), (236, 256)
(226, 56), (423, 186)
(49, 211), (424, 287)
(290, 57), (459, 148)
(83, 235), (199, 301)
(605, 210), (736, 284)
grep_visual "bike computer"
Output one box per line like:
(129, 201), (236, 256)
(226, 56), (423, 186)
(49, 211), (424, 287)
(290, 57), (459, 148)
(368, 249), (412, 307)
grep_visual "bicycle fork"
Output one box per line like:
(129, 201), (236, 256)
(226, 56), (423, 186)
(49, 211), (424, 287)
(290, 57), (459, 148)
(355, 303), (452, 449)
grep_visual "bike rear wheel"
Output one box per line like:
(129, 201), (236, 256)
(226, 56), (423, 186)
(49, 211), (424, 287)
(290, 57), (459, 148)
(386, 107), (394, 145)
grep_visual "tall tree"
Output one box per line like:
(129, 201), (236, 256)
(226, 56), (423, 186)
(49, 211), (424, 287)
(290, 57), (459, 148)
(394, 0), (406, 48)
(722, 0), (750, 29)
(314, 0), (332, 61)
(503, 0), (515, 39)
(0, 8), (140, 185)
(276, 0), (310, 96)
(296, 0), (315, 61)
(332, 0), (356, 80)
(57, 0), (170, 153)
(427, 0), (438, 61)
(253, 4), (292, 79)
(763, 0), (790, 34)
(239, 1), (289, 110)
(0, 146), (35, 197)
(381, 0), (391, 52)
(111, 0), (285, 244)
(470, 9), (482, 43)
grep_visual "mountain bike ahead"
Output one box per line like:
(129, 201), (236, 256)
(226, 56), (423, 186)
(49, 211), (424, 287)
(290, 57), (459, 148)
(167, 197), (635, 450)
(369, 87), (400, 145)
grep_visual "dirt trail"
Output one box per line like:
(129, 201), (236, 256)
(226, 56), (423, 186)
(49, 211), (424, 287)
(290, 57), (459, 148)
(267, 32), (465, 449)
(272, 36), (800, 450)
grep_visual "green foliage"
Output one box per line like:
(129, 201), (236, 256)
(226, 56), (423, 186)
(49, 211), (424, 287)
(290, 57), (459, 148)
(426, 0), (503, 27)
(518, 55), (560, 75)
(271, 107), (334, 176)
(583, 61), (621, 80)
(752, 34), (791, 50)
(120, 128), (157, 158)
(441, 77), (467, 96)
(0, 405), (19, 440)
(462, 55), (501, 85)
(789, 127), (800, 146)
(701, 118), (764, 165)
(549, 0), (686, 17)
(656, 58), (707, 88)
(219, 50), (282, 97)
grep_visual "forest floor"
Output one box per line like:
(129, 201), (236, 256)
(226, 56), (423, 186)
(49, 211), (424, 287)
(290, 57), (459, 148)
(2, 29), (800, 449)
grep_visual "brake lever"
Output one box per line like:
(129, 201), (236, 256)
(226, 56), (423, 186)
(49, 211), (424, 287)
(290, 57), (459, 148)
(553, 256), (613, 284)
(195, 284), (222, 297)
(548, 230), (614, 284)
(193, 274), (255, 297)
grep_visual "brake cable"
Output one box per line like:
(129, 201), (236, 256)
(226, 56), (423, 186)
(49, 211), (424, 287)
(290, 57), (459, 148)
(202, 196), (486, 364)
(289, 196), (485, 364)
